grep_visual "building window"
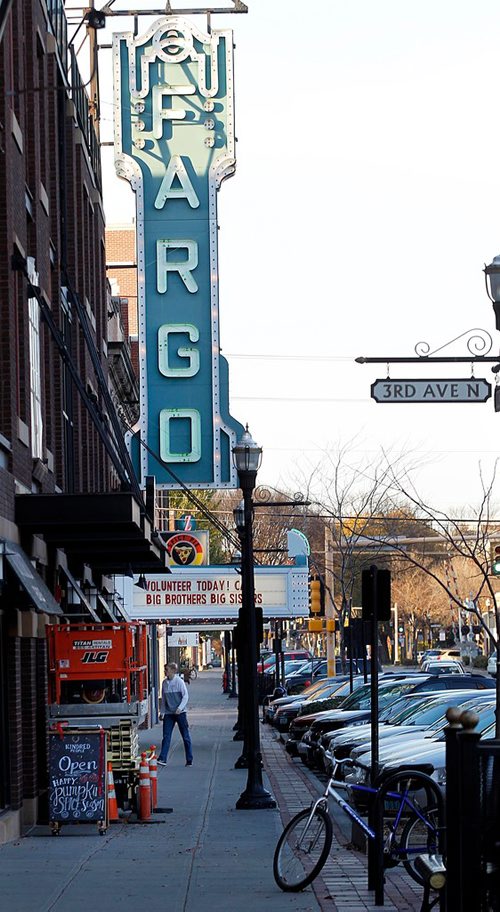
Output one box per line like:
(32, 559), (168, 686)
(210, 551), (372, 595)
(27, 257), (43, 460)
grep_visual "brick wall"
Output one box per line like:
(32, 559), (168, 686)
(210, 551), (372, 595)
(106, 227), (139, 336)
(20, 638), (37, 799)
(0, 0), (124, 835)
(0, 0), (114, 501)
(7, 636), (22, 810)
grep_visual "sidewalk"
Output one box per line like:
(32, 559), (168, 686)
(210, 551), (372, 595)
(0, 672), (423, 912)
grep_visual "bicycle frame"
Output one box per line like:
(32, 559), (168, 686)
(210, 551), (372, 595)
(273, 756), (443, 895)
(305, 758), (437, 854)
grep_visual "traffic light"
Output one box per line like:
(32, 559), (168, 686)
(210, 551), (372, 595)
(491, 542), (500, 575)
(361, 566), (391, 622)
(309, 576), (322, 614)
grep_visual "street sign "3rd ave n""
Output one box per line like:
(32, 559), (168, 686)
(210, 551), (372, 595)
(371, 378), (491, 403)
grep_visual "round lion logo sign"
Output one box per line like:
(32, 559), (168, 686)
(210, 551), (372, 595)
(165, 533), (205, 566)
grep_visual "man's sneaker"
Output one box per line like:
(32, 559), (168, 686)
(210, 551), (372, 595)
(185, 761), (193, 766)
(158, 760), (167, 767)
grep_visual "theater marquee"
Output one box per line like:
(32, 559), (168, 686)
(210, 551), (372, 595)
(113, 17), (244, 488)
(118, 567), (310, 621)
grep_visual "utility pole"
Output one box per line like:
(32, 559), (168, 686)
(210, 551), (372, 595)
(324, 525), (336, 676)
(393, 602), (399, 664)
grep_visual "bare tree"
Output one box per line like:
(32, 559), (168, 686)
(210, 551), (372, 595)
(367, 458), (500, 732)
(293, 442), (426, 668)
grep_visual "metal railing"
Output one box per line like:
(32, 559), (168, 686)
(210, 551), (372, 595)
(69, 47), (102, 189)
(445, 708), (500, 912)
(46, 0), (67, 63)
(44, 3), (101, 190)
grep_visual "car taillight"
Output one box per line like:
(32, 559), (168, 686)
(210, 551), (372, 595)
(304, 679), (311, 687)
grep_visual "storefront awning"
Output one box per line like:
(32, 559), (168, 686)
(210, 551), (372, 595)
(2, 540), (63, 616)
(15, 492), (168, 574)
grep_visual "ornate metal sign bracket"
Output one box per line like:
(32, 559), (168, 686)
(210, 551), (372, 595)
(356, 328), (500, 370)
(99, 1), (248, 18)
(254, 485), (311, 508)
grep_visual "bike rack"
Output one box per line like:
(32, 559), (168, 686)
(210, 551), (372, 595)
(371, 769), (446, 907)
(414, 854), (446, 912)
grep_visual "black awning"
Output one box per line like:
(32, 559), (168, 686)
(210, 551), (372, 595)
(15, 492), (167, 574)
(2, 540), (63, 616)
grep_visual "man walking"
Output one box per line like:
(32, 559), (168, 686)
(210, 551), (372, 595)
(158, 662), (193, 767)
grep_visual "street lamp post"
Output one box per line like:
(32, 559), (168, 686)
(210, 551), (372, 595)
(232, 427), (276, 810)
(484, 255), (500, 331)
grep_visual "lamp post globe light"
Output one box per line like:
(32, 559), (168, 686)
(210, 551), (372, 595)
(232, 427), (276, 810)
(484, 255), (500, 331)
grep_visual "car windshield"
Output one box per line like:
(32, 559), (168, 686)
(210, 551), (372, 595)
(339, 680), (416, 711)
(283, 660), (309, 674)
(380, 694), (437, 724)
(404, 694), (488, 728)
(436, 703), (496, 740)
(305, 679), (350, 702)
(298, 679), (334, 698)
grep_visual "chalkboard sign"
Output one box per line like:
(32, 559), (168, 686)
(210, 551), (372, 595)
(48, 729), (107, 826)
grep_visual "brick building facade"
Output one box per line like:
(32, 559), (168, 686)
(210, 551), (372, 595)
(0, 1), (164, 843)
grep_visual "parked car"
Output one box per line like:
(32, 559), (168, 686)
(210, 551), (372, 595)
(296, 676), (436, 768)
(419, 649), (444, 664)
(420, 660), (465, 675)
(291, 672), (494, 767)
(409, 673), (494, 692)
(322, 689), (494, 775)
(436, 648), (462, 662)
(487, 651), (497, 677)
(345, 698), (497, 802)
(258, 650), (311, 673)
(263, 676), (336, 723)
(285, 658), (328, 693)
(273, 676), (359, 732)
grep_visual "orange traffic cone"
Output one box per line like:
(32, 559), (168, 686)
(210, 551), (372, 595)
(107, 762), (119, 822)
(138, 752), (151, 821)
(148, 747), (158, 811)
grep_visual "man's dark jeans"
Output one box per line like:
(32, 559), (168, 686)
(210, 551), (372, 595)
(158, 712), (193, 764)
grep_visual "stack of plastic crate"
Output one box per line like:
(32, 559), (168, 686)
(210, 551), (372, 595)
(107, 721), (139, 769)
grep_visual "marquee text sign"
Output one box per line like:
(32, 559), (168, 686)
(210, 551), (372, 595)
(371, 378), (491, 404)
(126, 566), (309, 621)
(114, 17), (244, 488)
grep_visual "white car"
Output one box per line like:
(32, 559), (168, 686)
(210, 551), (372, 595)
(487, 651), (497, 677)
(421, 659), (465, 675)
(346, 699), (496, 791)
(435, 648), (462, 662)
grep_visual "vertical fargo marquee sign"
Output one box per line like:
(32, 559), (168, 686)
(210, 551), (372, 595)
(113, 18), (244, 488)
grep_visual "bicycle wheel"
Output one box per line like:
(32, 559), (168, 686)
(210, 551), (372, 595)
(379, 772), (436, 877)
(273, 806), (333, 892)
(400, 807), (439, 885)
(190, 667), (198, 680)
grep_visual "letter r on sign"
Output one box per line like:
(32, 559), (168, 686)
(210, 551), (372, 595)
(157, 240), (198, 293)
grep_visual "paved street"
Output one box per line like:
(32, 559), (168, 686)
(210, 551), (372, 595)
(0, 671), (423, 911)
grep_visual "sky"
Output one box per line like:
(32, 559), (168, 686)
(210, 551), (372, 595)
(89, 0), (500, 516)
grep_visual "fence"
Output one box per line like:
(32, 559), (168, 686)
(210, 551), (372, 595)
(445, 708), (500, 912)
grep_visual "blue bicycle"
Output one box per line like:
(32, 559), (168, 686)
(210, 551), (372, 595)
(273, 758), (441, 892)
